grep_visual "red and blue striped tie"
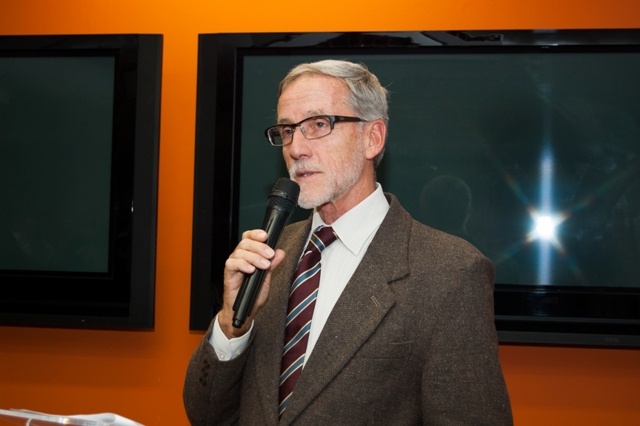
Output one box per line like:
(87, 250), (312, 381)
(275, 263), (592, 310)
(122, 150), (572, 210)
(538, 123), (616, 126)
(279, 225), (338, 416)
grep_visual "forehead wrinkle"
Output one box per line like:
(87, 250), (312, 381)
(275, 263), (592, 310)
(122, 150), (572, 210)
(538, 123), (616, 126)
(277, 74), (351, 123)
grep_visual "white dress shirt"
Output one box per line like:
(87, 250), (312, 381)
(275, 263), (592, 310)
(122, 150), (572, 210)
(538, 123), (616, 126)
(211, 184), (390, 362)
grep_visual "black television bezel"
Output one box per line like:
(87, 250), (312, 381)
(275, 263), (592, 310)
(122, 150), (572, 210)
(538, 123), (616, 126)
(0, 34), (162, 330)
(190, 30), (640, 347)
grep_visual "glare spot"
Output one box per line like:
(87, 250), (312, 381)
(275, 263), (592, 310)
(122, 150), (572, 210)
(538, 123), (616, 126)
(534, 215), (557, 241)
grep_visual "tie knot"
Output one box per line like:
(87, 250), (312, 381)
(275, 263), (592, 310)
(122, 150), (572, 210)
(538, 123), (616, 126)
(308, 225), (337, 254)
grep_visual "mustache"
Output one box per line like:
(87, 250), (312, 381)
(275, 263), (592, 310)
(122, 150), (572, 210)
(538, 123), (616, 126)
(288, 161), (317, 179)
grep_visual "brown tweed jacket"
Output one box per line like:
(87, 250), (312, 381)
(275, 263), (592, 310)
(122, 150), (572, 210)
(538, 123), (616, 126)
(184, 194), (512, 425)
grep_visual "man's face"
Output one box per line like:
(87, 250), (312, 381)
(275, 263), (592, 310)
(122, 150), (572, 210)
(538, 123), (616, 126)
(277, 74), (373, 215)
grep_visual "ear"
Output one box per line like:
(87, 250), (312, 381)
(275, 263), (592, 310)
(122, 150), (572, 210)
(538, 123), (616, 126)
(364, 119), (386, 161)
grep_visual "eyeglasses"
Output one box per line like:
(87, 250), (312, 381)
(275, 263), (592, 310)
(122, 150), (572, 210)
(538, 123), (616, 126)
(264, 115), (366, 147)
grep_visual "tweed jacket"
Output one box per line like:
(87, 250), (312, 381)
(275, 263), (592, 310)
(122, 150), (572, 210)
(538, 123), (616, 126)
(184, 194), (512, 425)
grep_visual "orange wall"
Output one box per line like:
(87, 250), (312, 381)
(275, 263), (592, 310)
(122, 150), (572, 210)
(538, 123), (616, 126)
(1, 1), (639, 425)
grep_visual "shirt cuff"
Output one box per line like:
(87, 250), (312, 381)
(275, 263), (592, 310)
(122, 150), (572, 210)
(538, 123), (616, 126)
(209, 314), (253, 361)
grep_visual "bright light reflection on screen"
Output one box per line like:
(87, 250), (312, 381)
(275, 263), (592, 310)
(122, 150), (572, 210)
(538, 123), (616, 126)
(530, 147), (558, 284)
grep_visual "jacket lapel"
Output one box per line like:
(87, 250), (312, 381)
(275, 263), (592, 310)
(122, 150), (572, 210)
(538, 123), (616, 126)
(280, 195), (412, 424)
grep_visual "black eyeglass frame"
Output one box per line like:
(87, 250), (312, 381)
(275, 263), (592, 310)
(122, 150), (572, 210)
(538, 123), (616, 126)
(264, 115), (366, 146)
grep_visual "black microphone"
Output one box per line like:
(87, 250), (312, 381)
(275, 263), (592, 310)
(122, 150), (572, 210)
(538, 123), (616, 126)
(232, 177), (300, 328)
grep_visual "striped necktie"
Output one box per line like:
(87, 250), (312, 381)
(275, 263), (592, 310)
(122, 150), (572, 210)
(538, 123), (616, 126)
(279, 225), (338, 416)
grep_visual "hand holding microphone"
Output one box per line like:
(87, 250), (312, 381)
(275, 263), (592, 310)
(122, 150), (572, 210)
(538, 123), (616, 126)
(231, 178), (300, 328)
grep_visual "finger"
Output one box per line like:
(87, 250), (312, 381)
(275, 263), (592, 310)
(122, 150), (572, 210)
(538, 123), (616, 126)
(225, 254), (270, 276)
(240, 229), (268, 243)
(269, 249), (286, 270)
(234, 235), (276, 261)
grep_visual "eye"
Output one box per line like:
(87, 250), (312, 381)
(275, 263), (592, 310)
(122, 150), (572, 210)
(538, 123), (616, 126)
(281, 126), (295, 136)
(310, 117), (329, 129)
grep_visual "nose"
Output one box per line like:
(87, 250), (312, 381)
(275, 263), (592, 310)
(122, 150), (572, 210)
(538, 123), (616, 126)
(285, 127), (311, 160)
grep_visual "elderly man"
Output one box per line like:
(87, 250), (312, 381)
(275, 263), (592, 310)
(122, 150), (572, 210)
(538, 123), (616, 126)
(184, 59), (512, 425)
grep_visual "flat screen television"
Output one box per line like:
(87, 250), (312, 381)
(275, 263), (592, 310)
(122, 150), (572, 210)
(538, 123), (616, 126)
(190, 30), (640, 347)
(0, 34), (162, 329)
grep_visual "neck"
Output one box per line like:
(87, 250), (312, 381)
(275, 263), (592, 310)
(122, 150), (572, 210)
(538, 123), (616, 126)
(316, 179), (377, 224)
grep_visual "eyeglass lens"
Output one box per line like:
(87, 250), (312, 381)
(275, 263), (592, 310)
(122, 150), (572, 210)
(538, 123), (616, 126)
(269, 116), (333, 146)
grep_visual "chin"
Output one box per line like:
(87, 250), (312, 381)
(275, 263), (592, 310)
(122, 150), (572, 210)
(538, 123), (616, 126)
(297, 191), (330, 210)
(297, 201), (316, 210)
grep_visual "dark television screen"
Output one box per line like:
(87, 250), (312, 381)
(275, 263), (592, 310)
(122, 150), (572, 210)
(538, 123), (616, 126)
(0, 34), (162, 329)
(191, 30), (640, 346)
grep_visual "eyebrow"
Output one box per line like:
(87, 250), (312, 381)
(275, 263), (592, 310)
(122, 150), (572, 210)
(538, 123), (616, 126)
(277, 110), (325, 125)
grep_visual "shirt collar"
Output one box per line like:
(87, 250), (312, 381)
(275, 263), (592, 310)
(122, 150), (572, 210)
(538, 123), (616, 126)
(311, 184), (389, 256)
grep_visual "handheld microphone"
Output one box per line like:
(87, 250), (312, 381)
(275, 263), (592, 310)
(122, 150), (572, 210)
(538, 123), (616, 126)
(232, 178), (300, 328)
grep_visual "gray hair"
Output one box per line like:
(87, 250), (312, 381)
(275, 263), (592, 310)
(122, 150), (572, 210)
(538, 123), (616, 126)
(279, 60), (389, 166)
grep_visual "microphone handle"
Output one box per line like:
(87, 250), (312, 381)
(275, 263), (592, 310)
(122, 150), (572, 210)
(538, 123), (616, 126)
(232, 205), (290, 328)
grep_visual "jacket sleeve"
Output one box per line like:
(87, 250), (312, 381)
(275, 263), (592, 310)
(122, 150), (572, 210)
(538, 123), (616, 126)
(183, 324), (251, 426)
(421, 253), (513, 425)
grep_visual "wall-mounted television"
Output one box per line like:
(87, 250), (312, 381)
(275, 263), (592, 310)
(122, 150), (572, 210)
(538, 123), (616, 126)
(190, 30), (640, 347)
(0, 34), (162, 329)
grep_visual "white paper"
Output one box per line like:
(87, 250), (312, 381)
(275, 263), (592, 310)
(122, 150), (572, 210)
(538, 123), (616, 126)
(0, 409), (144, 426)
(68, 413), (143, 426)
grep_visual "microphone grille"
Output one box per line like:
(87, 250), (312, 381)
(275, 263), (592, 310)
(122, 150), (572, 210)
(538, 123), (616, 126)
(268, 178), (300, 213)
